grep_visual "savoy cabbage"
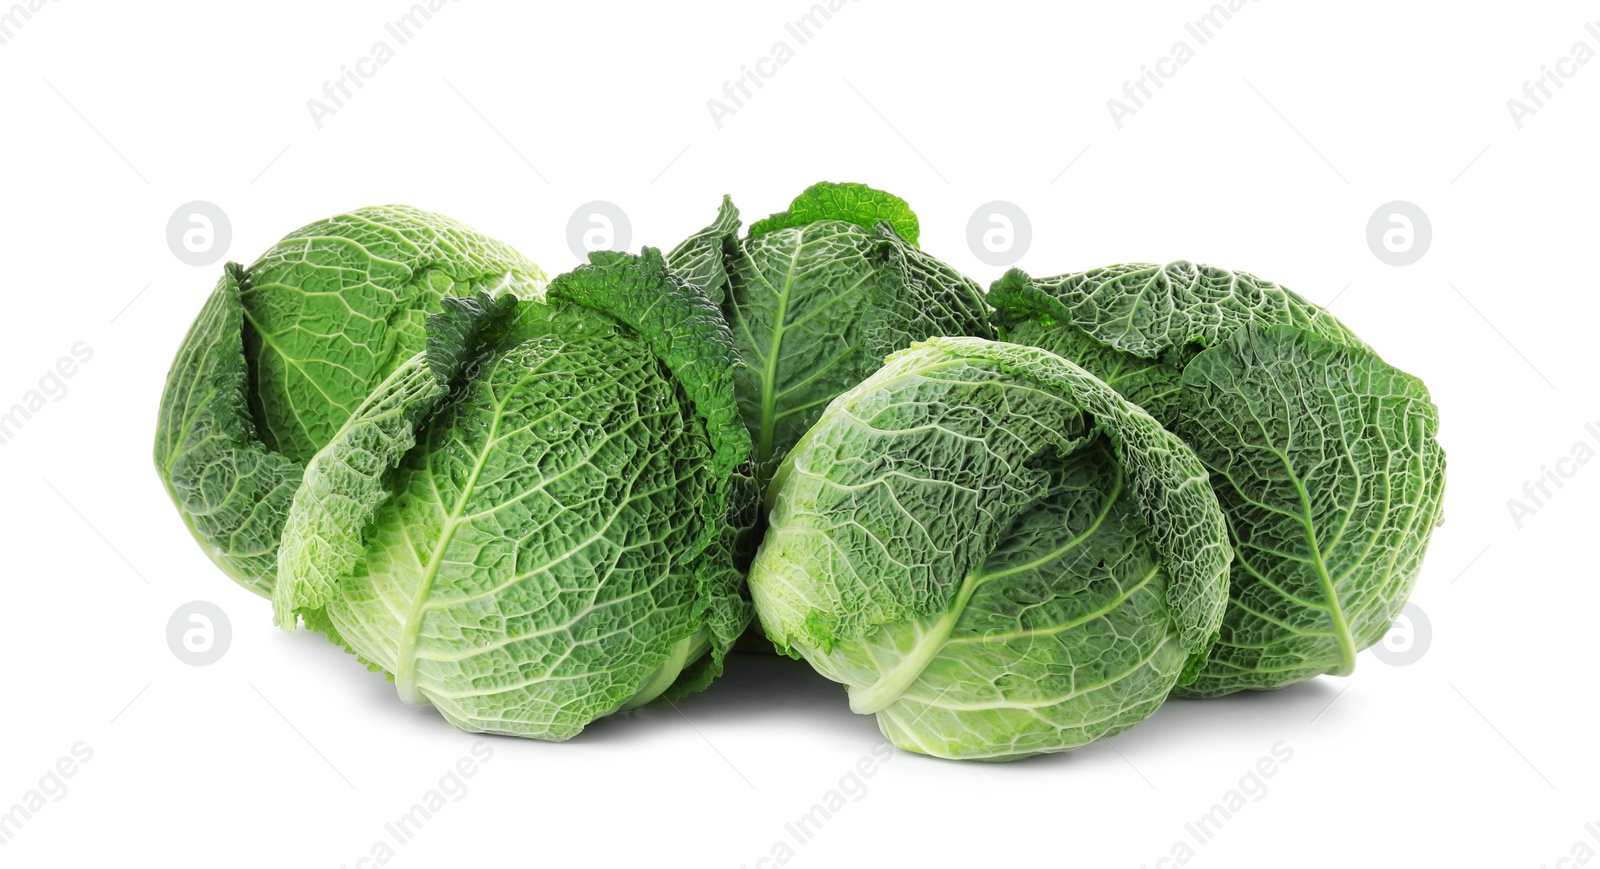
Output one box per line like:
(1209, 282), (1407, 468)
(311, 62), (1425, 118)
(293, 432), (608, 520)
(153, 196), (1447, 757)
(745, 337), (1232, 760)
(991, 262), (1446, 697)
(269, 249), (755, 738)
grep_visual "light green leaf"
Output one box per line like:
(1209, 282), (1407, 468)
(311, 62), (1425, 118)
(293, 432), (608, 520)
(242, 205), (546, 463)
(749, 337), (1230, 760)
(286, 251), (754, 740)
(666, 195), (740, 304)
(323, 310), (722, 739)
(273, 293), (518, 628)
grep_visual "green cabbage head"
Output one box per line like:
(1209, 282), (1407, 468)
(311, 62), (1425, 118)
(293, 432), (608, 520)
(990, 262), (1447, 697)
(747, 337), (1232, 761)
(272, 248), (756, 739)
(154, 206), (546, 595)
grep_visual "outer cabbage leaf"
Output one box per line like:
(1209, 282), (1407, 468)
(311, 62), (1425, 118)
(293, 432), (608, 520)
(670, 182), (991, 492)
(748, 337), (1230, 760)
(273, 292), (517, 628)
(991, 262), (1363, 375)
(665, 195), (739, 305)
(153, 265), (303, 593)
(991, 262), (1361, 429)
(544, 248), (757, 688)
(277, 250), (754, 740)
(243, 205), (547, 463)
(1174, 325), (1446, 696)
(991, 262), (1447, 696)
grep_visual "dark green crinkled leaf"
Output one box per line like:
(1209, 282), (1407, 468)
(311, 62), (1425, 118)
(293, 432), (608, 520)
(662, 464), (762, 701)
(671, 185), (991, 494)
(546, 247), (758, 681)
(550, 248), (752, 490)
(990, 262), (1363, 374)
(155, 207), (546, 597)
(994, 298), (1186, 427)
(153, 265), (304, 595)
(1173, 325), (1446, 696)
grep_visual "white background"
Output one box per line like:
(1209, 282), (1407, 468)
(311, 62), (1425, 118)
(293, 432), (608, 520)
(1, 1), (1595, 866)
